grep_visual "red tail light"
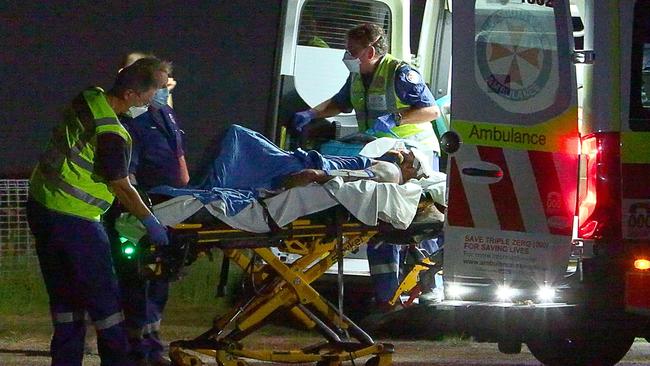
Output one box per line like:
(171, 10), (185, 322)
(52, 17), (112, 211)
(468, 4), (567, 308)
(577, 133), (621, 239)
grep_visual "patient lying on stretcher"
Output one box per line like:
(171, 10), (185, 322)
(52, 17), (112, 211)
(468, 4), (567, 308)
(129, 124), (445, 230)
(119, 124), (445, 245)
(281, 148), (426, 189)
(191, 124), (434, 196)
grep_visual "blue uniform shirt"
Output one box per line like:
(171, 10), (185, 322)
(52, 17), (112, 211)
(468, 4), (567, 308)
(332, 62), (436, 112)
(124, 105), (186, 190)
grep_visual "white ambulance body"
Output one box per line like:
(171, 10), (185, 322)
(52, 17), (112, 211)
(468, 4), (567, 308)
(444, 0), (578, 298)
(273, 1), (650, 364)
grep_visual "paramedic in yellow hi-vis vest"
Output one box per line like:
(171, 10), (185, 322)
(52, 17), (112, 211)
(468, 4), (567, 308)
(292, 23), (442, 312)
(26, 58), (171, 366)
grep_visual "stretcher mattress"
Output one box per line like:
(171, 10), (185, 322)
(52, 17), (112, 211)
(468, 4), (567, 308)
(117, 173), (446, 242)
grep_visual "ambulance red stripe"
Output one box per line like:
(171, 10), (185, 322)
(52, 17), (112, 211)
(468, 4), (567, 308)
(447, 157), (474, 227)
(477, 146), (525, 232)
(529, 150), (572, 236)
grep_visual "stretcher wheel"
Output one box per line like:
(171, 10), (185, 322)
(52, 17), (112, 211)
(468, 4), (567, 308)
(365, 356), (381, 366)
(169, 347), (205, 366)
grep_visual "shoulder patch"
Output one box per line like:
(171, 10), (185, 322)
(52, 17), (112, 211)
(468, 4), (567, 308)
(406, 70), (421, 84)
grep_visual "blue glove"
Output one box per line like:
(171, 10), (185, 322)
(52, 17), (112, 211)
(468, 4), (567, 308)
(292, 110), (317, 132)
(368, 114), (400, 138)
(373, 114), (398, 133)
(141, 214), (169, 246)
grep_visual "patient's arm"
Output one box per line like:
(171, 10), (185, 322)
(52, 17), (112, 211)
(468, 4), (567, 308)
(281, 161), (402, 189)
(282, 169), (330, 188)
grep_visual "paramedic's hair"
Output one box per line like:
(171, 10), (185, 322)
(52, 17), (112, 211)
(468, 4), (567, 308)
(347, 23), (388, 57)
(122, 51), (156, 68)
(110, 57), (173, 96)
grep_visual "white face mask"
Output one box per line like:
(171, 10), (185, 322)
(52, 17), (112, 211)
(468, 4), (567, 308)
(342, 51), (361, 73)
(127, 105), (148, 118)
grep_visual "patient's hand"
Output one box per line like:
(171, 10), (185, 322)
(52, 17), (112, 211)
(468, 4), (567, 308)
(381, 150), (405, 165)
(282, 169), (330, 189)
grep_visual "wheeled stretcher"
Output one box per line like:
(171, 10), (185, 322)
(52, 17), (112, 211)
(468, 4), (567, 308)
(116, 177), (445, 366)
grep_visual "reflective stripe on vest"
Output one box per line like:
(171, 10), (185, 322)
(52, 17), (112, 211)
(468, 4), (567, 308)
(350, 55), (440, 153)
(34, 166), (112, 211)
(351, 54), (410, 131)
(30, 88), (132, 221)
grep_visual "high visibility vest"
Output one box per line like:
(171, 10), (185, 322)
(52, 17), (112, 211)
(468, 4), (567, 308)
(350, 54), (440, 153)
(29, 87), (132, 221)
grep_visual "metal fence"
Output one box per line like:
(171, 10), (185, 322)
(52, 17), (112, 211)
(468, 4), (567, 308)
(0, 179), (37, 273)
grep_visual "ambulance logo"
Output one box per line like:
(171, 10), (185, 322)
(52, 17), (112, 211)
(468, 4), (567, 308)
(476, 9), (553, 102)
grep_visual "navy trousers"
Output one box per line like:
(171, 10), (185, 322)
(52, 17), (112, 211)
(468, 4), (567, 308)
(366, 153), (442, 305)
(106, 204), (168, 363)
(118, 272), (169, 362)
(27, 199), (132, 366)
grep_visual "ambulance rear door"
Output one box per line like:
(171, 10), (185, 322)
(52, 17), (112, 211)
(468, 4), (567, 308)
(275, 0), (411, 142)
(444, 0), (579, 300)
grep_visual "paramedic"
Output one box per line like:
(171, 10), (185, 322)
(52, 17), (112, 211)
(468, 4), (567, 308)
(291, 23), (441, 169)
(26, 57), (171, 366)
(112, 52), (188, 366)
(292, 23), (441, 310)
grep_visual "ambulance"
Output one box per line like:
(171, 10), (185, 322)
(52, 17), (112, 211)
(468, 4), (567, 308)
(273, 0), (650, 364)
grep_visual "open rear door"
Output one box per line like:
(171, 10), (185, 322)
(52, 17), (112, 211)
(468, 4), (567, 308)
(445, 0), (579, 299)
(275, 0), (411, 143)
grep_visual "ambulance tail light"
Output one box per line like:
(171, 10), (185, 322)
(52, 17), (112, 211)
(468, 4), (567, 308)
(577, 133), (621, 239)
(634, 258), (650, 270)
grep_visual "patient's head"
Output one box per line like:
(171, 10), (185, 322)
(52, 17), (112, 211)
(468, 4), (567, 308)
(378, 149), (422, 182)
(396, 149), (430, 182)
(398, 150), (418, 181)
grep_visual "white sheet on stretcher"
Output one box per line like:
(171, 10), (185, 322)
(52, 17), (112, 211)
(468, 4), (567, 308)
(157, 178), (423, 232)
(117, 175), (446, 241)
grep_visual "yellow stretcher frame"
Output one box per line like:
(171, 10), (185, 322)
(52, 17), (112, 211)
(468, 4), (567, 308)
(161, 207), (397, 366)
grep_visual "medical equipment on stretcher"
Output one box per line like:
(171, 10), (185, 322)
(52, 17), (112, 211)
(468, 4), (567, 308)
(116, 182), (444, 366)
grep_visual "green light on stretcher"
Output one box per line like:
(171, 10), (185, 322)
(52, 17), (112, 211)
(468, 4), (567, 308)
(119, 236), (137, 260)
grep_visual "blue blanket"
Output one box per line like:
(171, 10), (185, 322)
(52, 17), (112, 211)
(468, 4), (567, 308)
(149, 125), (372, 215)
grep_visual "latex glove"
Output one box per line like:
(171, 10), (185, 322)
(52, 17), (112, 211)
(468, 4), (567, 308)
(366, 115), (399, 138)
(292, 110), (317, 132)
(372, 114), (399, 135)
(141, 214), (169, 246)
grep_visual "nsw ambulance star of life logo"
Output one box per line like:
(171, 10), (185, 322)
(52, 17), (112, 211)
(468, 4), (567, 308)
(475, 8), (557, 114)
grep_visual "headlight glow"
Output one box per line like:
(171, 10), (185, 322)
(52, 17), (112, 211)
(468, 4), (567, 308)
(495, 285), (517, 302)
(446, 283), (470, 299)
(536, 286), (556, 302)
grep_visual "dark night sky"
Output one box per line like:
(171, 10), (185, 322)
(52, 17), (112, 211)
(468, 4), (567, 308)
(0, 1), (282, 178)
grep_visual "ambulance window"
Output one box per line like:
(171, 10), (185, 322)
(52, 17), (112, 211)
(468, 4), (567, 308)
(629, 1), (650, 130)
(297, 0), (391, 50)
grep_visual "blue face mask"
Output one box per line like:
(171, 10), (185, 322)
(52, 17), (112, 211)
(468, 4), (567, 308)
(151, 87), (169, 108)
